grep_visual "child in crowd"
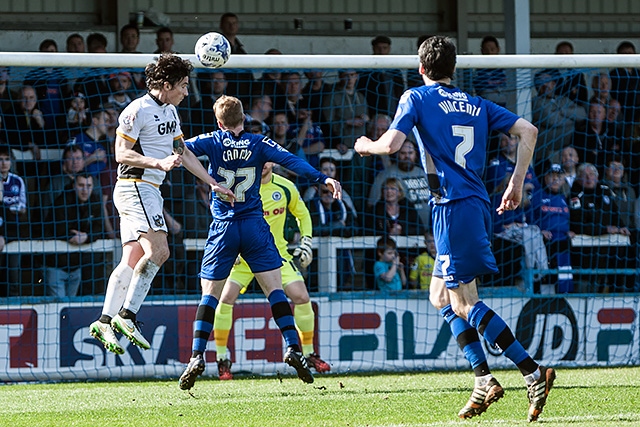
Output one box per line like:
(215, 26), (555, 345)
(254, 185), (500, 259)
(67, 92), (88, 127)
(374, 236), (406, 291)
(409, 230), (436, 291)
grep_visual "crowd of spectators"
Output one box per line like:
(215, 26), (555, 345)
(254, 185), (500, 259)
(0, 21), (639, 296)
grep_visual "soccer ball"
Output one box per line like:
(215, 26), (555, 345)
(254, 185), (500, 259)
(194, 32), (231, 68)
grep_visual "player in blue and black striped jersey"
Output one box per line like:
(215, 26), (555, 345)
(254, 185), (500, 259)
(178, 95), (341, 390)
(355, 36), (555, 422)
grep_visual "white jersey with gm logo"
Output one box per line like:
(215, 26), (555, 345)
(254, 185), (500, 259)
(116, 93), (183, 186)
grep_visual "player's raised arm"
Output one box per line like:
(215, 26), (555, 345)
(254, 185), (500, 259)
(267, 139), (342, 199)
(355, 129), (407, 156)
(180, 143), (236, 205)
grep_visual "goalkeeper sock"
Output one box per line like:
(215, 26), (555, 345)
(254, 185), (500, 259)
(214, 302), (234, 360)
(468, 301), (538, 376)
(294, 302), (315, 356)
(192, 294), (218, 357)
(268, 289), (300, 352)
(440, 304), (490, 377)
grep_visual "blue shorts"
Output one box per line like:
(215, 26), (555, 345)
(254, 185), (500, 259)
(199, 217), (283, 281)
(432, 197), (498, 288)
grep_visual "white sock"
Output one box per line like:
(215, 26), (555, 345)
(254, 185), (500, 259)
(122, 259), (160, 315)
(475, 374), (493, 388)
(102, 264), (134, 318)
(524, 367), (541, 386)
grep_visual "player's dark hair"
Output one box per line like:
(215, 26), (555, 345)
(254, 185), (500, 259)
(416, 34), (432, 50)
(418, 35), (456, 81)
(145, 53), (194, 90)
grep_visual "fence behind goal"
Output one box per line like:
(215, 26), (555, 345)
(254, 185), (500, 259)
(0, 53), (638, 382)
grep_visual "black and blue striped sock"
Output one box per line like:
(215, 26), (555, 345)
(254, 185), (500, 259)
(191, 294), (219, 358)
(468, 301), (538, 376)
(268, 289), (300, 352)
(440, 304), (490, 377)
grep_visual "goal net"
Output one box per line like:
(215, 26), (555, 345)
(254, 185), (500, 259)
(0, 52), (637, 381)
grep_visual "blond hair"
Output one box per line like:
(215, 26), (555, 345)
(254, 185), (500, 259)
(382, 177), (405, 200)
(213, 95), (245, 129)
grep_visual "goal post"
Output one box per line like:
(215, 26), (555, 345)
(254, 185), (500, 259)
(0, 51), (638, 382)
(1, 52), (639, 69)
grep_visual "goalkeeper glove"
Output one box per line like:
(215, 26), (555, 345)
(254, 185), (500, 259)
(292, 236), (313, 269)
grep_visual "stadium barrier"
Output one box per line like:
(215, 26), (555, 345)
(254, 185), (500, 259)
(1, 294), (638, 382)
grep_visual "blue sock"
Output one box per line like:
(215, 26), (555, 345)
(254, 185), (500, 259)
(268, 289), (300, 351)
(468, 301), (538, 376)
(440, 304), (490, 376)
(192, 294), (218, 356)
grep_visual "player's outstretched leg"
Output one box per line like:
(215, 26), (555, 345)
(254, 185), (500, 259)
(179, 354), (206, 390)
(458, 377), (504, 419)
(527, 366), (556, 422)
(284, 346), (314, 384)
(89, 318), (125, 355)
(111, 310), (150, 349)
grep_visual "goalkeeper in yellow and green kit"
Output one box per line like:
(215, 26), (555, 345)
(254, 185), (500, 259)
(213, 161), (330, 380)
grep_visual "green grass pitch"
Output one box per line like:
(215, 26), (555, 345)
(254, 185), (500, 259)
(1, 366), (639, 426)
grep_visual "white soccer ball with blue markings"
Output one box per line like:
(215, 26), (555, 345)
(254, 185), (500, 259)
(195, 32), (231, 68)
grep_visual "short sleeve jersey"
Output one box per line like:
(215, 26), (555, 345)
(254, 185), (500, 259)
(374, 261), (403, 292)
(116, 94), (183, 186)
(185, 130), (328, 221)
(390, 83), (519, 203)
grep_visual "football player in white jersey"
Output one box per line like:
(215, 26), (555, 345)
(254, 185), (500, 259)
(90, 54), (234, 354)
